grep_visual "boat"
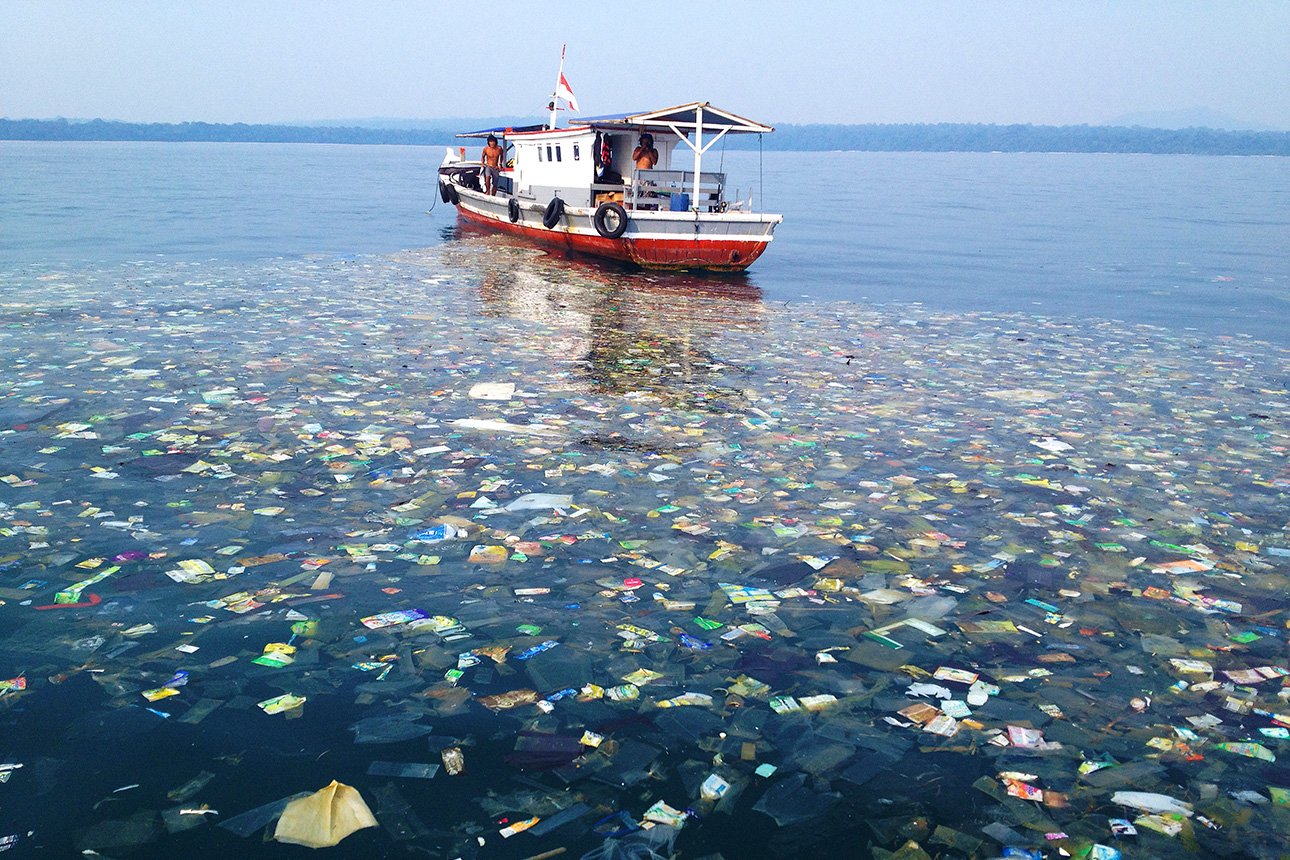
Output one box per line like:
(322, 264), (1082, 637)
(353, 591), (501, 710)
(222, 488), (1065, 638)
(436, 60), (782, 272)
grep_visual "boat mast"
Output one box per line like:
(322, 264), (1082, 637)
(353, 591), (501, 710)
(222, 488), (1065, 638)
(548, 45), (566, 130)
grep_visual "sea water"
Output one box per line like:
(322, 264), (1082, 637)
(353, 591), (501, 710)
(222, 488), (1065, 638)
(0, 142), (1287, 859)
(2, 141), (1286, 343)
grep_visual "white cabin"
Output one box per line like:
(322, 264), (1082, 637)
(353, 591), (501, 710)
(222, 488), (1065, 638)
(457, 103), (771, 213)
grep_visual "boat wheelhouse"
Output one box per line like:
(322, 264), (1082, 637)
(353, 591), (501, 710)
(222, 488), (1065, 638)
(437, 102), (782, 272)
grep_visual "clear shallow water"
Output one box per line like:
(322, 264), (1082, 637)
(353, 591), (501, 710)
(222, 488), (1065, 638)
(2, 141), (1287, 343)
(0, 144), (1288, 859)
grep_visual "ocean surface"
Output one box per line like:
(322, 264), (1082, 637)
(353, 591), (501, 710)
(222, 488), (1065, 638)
(0, 141), (1287, 860)
(2, 141), (1287, 343)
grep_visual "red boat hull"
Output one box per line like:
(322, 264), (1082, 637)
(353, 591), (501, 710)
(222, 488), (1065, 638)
(456, 205), (770, 272)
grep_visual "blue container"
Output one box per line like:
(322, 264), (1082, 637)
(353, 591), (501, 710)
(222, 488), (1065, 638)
(669, 193), (691, 212)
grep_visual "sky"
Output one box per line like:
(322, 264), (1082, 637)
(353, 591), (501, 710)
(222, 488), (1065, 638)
(3, 0), (1289, 129)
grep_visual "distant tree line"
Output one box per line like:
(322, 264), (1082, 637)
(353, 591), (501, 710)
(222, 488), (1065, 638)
(3, 117), (1288, 156)
(748, 122), (1290, 156)
(0, 118), (458, 146)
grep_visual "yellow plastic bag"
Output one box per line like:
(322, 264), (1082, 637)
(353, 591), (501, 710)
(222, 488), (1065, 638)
(273, 780), (377, 848)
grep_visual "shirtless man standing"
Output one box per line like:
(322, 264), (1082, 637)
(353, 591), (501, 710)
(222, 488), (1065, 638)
(481, 135), (503, 195)
(632, 133), (658, 170)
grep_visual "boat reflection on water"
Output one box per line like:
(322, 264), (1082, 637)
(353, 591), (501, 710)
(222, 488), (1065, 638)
(442, 223), (766, 404)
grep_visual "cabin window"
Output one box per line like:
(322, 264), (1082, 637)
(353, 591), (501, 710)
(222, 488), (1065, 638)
(555, 145), (562, 162)
(546, 145), (553, 161)
(572, 144), (580, 160)
(537, 145), (543, 162)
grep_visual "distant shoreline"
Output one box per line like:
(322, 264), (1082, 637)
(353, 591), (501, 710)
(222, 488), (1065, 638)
(4, 117), (1288, 156)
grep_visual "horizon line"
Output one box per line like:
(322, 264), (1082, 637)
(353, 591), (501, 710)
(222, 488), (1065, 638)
(6, 116), (1289, 134)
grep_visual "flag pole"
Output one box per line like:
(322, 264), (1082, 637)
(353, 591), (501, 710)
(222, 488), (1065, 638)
(548, 44), (566, 130)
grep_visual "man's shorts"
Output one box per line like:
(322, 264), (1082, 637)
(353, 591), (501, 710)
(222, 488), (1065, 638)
(483, 165), (500, 184)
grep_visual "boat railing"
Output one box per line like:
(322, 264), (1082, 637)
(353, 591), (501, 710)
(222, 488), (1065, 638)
(626, 169), (727, 212)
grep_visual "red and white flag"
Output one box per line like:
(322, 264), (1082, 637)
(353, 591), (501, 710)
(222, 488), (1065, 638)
(555, 72), (578, 113)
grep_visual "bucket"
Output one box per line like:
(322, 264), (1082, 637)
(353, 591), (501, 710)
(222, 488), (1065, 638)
(669, 193), (691, 212)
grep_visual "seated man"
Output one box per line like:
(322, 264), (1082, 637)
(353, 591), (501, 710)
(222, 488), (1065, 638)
(481, 135), (503, 195)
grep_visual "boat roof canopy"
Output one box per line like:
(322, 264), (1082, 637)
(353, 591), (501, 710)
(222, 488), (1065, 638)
(570, 102), (774, 135)
(456, 124), (548, 139)
(455, 103), (774, 139)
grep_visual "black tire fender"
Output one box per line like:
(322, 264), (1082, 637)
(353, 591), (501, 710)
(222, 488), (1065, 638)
(508, 198), (521, 223)
(447, 184), (460, 206)
(592, 202), (628, 239)
(542, 197), (564, 229)
(439, 180), (452, 204)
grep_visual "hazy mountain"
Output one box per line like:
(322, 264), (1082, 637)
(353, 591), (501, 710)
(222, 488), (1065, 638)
(1105, 107), (1281, 132)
